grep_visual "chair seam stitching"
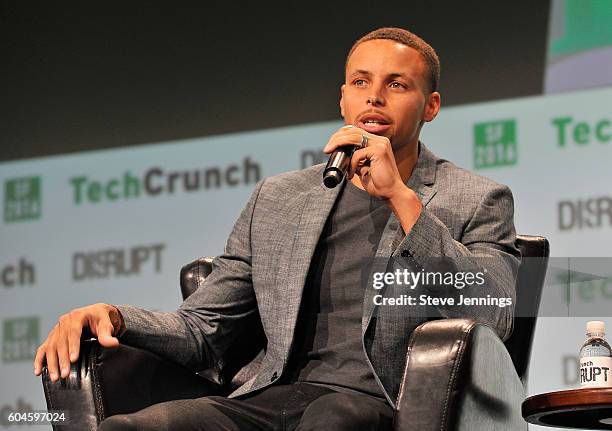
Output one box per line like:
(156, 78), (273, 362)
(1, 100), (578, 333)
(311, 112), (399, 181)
(440, 322), (474, 431)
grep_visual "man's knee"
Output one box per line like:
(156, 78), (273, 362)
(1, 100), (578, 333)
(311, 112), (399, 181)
(298, 392), (391, 431)
(98, 414), (137, 431)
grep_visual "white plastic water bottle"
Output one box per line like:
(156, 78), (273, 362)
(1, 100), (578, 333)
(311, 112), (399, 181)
(579, 321), (612, 388)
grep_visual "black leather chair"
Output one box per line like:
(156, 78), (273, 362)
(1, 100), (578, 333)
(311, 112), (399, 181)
(41, 235), (549, 431)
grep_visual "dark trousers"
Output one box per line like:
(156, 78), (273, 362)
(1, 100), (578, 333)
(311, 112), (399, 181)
(97, 382), (394, 431)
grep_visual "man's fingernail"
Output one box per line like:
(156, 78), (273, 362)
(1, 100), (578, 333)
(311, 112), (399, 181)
(50, 372), (57, 380)
(70, 352), (77, 361)
(62, 368), (69, 376)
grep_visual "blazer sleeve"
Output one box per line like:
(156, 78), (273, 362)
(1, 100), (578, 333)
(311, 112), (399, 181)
(391, 183), (521, 341)
(114, 179), (265, 373)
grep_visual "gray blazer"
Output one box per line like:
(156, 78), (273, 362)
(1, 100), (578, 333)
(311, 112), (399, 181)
(117, 142), (520, 408)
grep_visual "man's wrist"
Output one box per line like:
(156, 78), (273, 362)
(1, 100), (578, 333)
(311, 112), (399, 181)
(387, 186), (423, 234)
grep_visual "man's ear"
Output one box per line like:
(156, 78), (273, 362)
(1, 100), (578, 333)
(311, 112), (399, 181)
(423, 91), (441, 123)
(339, 84), (346, 118)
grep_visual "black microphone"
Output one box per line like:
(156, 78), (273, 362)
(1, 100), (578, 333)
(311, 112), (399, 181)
(323, 145), (357, 188)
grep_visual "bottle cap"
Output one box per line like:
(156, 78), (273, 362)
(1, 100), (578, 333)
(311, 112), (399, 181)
(587, 320), (606, 335)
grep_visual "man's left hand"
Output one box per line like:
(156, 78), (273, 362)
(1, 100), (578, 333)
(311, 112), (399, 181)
(324, 125), (404, 200)
(323, 125), (423, 233)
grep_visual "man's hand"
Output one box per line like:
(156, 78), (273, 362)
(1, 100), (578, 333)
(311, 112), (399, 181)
(33, 303), (123, 382)
(324, 125), (423, 233)
(324, 125), (406, 200)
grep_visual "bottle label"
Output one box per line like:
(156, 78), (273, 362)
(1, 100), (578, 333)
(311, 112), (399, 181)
(580, 357), (612, 387)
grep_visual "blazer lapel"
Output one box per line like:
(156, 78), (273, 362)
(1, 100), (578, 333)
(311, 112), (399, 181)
(362, 142), (439, 332)
(278, 179), (343, 361)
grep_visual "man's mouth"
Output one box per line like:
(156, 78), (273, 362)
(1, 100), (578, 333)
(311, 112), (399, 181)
(357, 113), (392, 134)
(358, 119), (391, 134)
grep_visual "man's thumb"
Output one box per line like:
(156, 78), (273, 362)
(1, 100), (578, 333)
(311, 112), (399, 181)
(97, 322), (120, 348)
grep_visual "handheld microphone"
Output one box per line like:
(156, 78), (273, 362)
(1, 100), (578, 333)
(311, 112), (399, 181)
(323, 146), (356, 188)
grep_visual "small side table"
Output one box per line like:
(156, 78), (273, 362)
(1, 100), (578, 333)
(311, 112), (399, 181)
(523, 388), (612, 429)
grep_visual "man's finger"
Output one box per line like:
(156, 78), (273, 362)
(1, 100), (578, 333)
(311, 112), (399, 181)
(96, 318), (120, 348)
(67, 320), (84, 363)
(45, 347), (60, 382)
(56, 323), (71, 379)
(33, 345), (45, 375)
(324, 133), (368, 154)
(325, 131), (361, 152)
(348, 148), (370, 179)
(350, 147), (371, 171)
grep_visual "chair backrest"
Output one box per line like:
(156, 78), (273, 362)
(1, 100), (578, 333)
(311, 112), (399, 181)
(180, 234), (550, 388)
(504, 234), (550, 385)
(180, 257), (214, 301)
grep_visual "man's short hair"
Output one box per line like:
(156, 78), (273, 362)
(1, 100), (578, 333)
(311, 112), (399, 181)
(346, 27), (440, 94)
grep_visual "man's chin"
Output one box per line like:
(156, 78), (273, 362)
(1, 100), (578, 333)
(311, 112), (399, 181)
(389, 138), (419, 153)
(361, 129), (392, 140)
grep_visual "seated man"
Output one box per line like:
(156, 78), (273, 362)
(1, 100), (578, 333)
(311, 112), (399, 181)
(34, 27), (520, 431)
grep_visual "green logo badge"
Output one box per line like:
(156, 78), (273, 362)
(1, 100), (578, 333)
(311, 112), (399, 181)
(2, 317), (39, 362)
(473, 119), (518, 169)
(4, 177), (42, 222)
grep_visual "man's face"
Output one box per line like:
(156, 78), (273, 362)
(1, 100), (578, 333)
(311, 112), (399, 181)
(340, 39), (440, 150)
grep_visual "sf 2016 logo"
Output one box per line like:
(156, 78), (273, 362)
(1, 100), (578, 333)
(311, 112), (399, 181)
(4, 177), (42, 223)
(473, 119), (518, 169)
(2, 317), (39, 363)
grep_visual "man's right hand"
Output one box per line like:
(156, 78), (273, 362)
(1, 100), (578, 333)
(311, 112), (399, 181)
(33, 303), (123, 382)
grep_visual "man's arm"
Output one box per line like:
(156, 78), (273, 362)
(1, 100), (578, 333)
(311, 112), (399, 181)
(115, 179), (265, 373)
(35, 180), (265, 381)
(323, 129), (519, 340)
(392, 184), (520, 341)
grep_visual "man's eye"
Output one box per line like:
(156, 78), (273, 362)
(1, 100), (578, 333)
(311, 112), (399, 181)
(390, 82), (405, 89)
(353, 79), (366, 86)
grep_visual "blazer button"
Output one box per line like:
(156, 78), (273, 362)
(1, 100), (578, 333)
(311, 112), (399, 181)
(401, 250), (410, 257)
(270, 372), (278, 382)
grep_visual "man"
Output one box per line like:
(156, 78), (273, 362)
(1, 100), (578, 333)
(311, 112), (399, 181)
(34, 27), (520, 430)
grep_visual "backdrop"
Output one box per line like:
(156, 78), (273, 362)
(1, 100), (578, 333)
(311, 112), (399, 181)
(2, 2), (612, 430)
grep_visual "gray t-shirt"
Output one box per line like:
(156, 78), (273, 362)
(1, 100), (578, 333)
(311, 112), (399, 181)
(287, 181), (391, 398)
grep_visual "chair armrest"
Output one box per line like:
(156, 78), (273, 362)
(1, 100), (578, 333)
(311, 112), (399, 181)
(41, 339), (223, 431)
(394, 319), (526, 431)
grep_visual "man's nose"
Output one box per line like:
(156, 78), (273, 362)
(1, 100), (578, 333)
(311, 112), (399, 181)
(367, 86), (385, 106)
(367, 95), (383, 105)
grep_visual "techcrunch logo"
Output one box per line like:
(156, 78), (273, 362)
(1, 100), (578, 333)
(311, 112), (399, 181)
(3, 176), (42, 223)
(473, 119), (518, 169)
(2, 316), (39, 363)
(1, 258), (35, 288)
(69, 157), (261, 204)
(552, 115), (611, 147)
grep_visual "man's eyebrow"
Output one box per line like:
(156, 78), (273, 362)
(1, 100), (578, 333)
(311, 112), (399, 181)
(349, 69), (372, 77)
(348, 70), (415, 82)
